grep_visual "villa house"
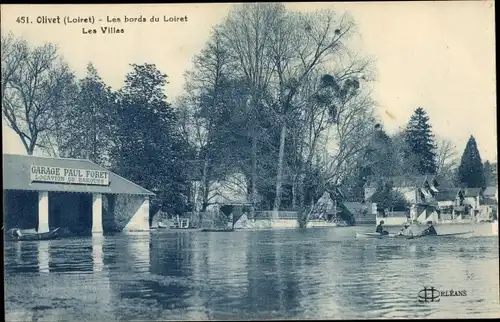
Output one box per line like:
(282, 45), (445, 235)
(477, 187), (498, 222)
(435, 188), (464, 208)
(462, 188), (482, 215)
(364, 175), (440, 224)
(364, 175), (439, 205)
(483, 186), (497, 202)
(434, 188), (465, 220)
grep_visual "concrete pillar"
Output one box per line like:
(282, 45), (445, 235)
(38, 191), (49, 233)
(92, 193), (103, 234)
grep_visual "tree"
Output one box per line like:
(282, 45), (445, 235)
(178, 30), (257, 211)
(215, 4), (281, 211)
(1, 33), (75, 155)
(112, 64), (191, 215)
(435, 138), (458, 182)
(483, 161), (497, 187)
(56, 63), (117, 166)
(216, 3), (364, 215)
(267, 8), (359, 215)
(369, 181), (407, 213)
(457, 135), (486, 188)
(403, 107), (437, 174)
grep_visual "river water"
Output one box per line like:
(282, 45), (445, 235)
(4, 223), (499, 320)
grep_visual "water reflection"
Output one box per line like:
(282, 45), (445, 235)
(3, 226), (500, 320)
(92, 235), (104, 272)
(37, 241), (50, 273)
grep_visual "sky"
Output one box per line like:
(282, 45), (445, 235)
(1, 2), (497, 162)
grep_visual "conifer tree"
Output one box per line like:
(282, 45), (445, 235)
(457, 136), (486, 188)
(403, 107), (437, 174)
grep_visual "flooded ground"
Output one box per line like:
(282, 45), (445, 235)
(4, 223), (499, 320)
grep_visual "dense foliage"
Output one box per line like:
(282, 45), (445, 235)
(457, 136), (486, 189)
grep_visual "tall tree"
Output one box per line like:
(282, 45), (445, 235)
(178, 30), (256, 211)
(1, 33), (75, 155)
(215, 3), (280, 212)
(457, 135), (486, 188)
(56, 63), (116, 166)
(217, 3), (363, 215)
(112, 63), (191, 215)
(403, 107), (437, 174)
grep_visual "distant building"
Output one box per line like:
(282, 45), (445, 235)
(364, 174), (439, 205)
(483, 186), (497, 202)
(462, 188), (483, 212)
(435, 188), (464, 208)
(343, 202), (375, 224)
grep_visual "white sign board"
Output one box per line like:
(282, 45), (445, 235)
(30, 165), (110, 186)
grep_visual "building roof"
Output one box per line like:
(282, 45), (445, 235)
(342, 202), (368, 215)
(483, 186), (497, 197)
(463, 188), (482, 198)
(435, 188), (461, 202)
(3, 154), (154, 196)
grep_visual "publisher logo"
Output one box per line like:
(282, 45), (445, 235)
(418, 286), (467, 303)
(418, 286), (441, 302)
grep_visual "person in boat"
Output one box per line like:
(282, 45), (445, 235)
(376, 220), (389, 235)
(420, 221), (438, 236)
(397, 223), (414, 237)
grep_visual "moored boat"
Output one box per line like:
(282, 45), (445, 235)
(200, 228), (235, 232)
(7, 227), (60, 241)
(157, 222), (168, 229)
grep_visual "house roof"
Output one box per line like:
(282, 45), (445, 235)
(435, 188), (461, 202)
(463, 188), (482, 198)
(342, 202), (368, 215)
(365, 174), (437, 188)
(3, 154), (154, 196)
(483, 186), (497, 197)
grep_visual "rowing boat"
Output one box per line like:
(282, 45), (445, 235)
(7, 227), (60, 241)
(356, 232), (403, 239)
(421, 231), (474, 238)
(355, 231), (474, 239)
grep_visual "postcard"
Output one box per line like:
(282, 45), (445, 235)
(2, 2), (498, 320)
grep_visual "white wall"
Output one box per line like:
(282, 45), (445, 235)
(376, 216), (407, 226)
(123, 196), (150, 232)
(463, 196), (479, 210)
